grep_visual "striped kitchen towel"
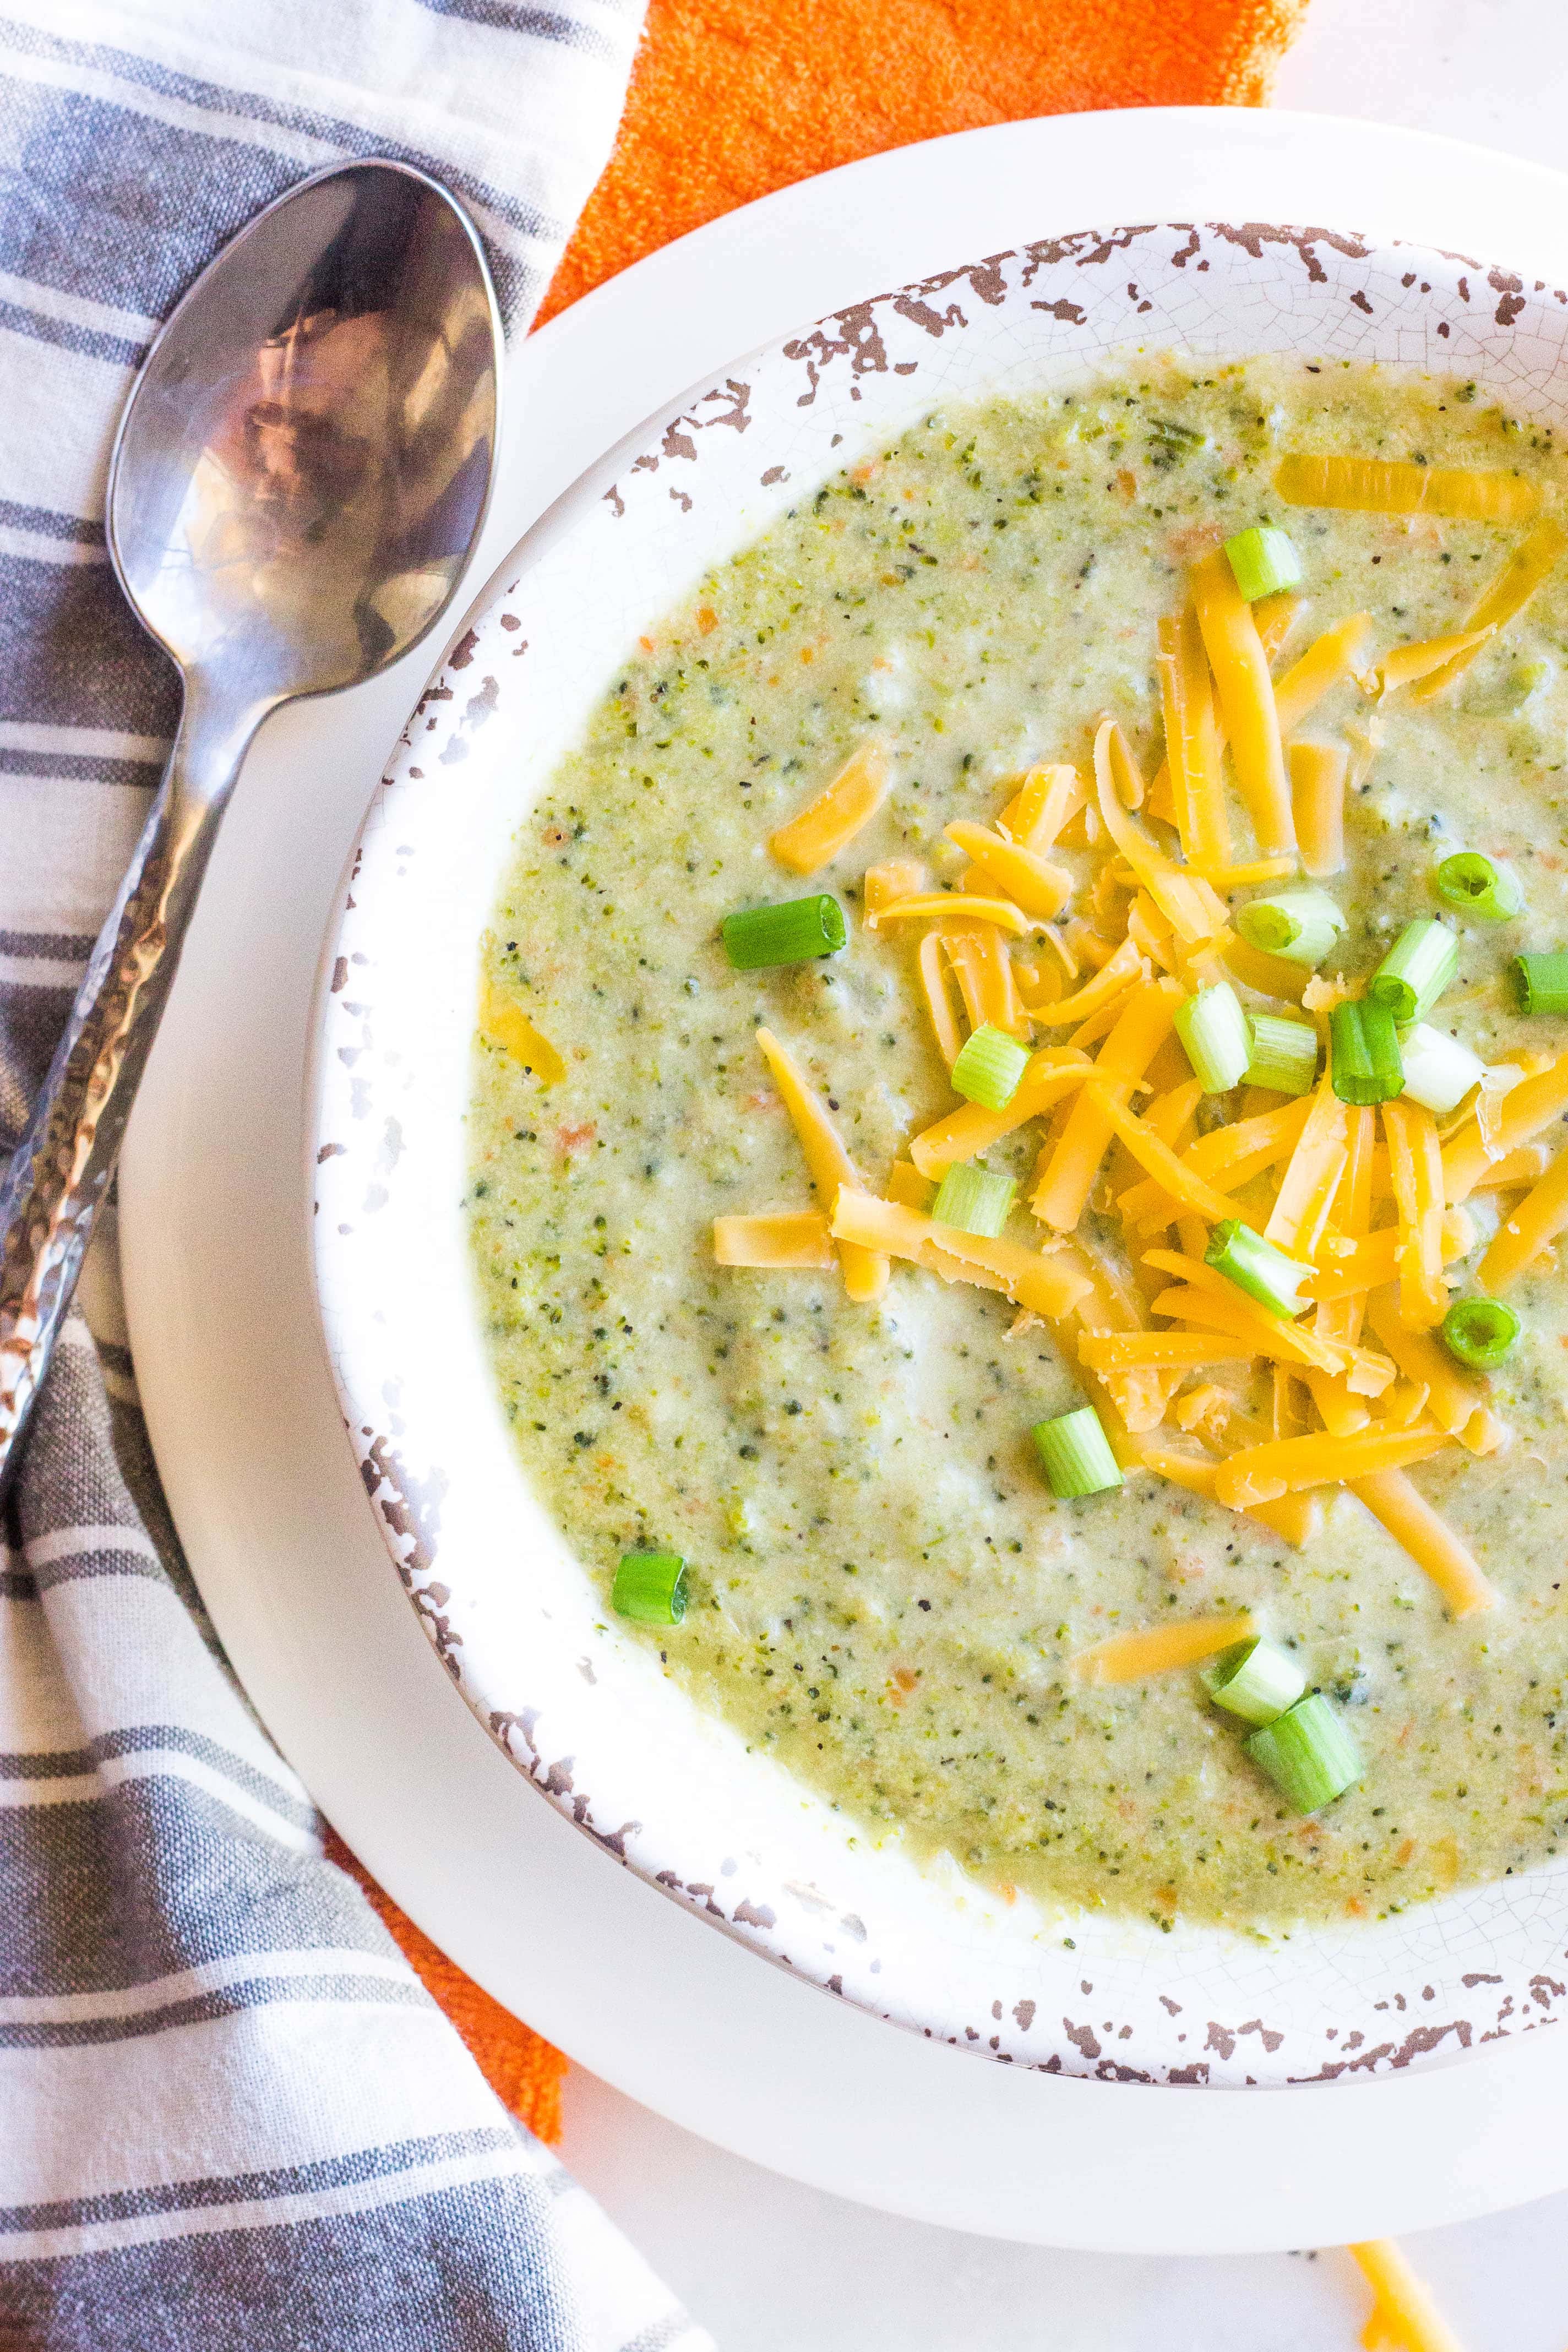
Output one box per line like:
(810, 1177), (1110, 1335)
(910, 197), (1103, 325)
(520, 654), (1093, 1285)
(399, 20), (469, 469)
(0, 4), (714, 2347)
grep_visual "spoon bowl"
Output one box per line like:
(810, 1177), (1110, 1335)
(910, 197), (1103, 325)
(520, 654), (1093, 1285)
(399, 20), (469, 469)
(0, 159), (501, 1488)
(109, 161), (500, 704)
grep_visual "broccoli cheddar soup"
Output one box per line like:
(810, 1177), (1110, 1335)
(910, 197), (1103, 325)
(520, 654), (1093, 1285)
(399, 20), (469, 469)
(467, 353), (1568, 1934)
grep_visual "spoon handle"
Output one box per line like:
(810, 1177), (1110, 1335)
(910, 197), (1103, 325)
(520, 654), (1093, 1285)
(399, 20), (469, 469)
(0, 692), (259, 1495)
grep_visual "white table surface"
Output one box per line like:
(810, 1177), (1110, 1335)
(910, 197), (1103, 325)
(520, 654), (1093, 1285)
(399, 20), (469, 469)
(552, 6), (1568, 2343)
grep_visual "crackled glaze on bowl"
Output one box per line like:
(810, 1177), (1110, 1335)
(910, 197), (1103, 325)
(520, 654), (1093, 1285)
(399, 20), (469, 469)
(312, 222), (1568, 2086)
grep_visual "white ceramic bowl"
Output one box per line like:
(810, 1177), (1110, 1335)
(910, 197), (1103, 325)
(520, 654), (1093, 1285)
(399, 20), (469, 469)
(311, 221), (1568, 2088)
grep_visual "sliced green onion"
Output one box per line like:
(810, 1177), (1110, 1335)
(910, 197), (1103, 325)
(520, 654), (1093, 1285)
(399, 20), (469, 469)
(1032, 1406), (1124, 1500)
(951, 1023), (1031, 1110)
(1331, 998), (1404, 1106)
(1202, 1637), (1308, 1728)
(1174, 981), (1251, 1093)
(1440, 1296), (1520, 1369)
(1513, 951), (1568, 1016)
(1368, 918), (1459, 1023)
(931, 1161), (1016, 1239)
(1234, 887), (1347, 967)
(721, 895), (846, 970)
(1223, 524), (1303, 602)
(1244, 1693), (1361, 1814)
(1245, 1014), (1319, 1098)
(1205, 1218), (1312, 1319)
(1396, 1022), (1484, 1116)
(613, 1550), (688, 1624)
(1434, 851), (1522, 922)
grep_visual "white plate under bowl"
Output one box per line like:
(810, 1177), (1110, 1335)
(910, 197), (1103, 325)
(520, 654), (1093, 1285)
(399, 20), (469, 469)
(119, 111), (1568, 2248)
(311, 219), (1568, 2090)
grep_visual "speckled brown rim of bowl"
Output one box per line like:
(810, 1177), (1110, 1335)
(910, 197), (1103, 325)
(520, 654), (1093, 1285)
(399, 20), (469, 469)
(311, 222), (1568, 2088)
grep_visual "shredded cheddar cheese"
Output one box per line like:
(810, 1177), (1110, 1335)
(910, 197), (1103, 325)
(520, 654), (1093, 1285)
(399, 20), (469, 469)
(1186, 854), (1298, 888)
(1349, 2240), (1469, 2352)
(1092, 720), (1228, 942)
(1147, 1281), (1392, 1390)
(1251, 1489), (1325, 1548)
(1219, 928), (1313, 1004)
(1289, 737), (1349, 877)
(1132, 1440), (1323, 1547)
(1141, 1077), (1205, 1157)
(1478, 1140), (1568, 1292)
(1352, 1469), (1498, 1618)
(1215, 1424), (1447, 1511)
(1068, 1232), (1177, 1433)
(1093, 1090), (1244, 1224)
(1272, 611), (1374, 736)
(770, 740), (889, 873)
(944, 820), (1073, 918)
(1031, 978), (1183, 1231)
(1304, 1212), (1471, 1303)
(863, 858), (928, 916)
(1191, 548), (1296, 857)
(1469, 1140), (1550, 1190)
(480, 975), (567, 1086)
(755, 1028), (888, 1303)
(867, 892), (1032, 935)
(944, 923), (1027, 1037)
(1460, 1406), (1509, 1458)
(1070, 1613), (1256, 1685)
(713, 1212), (835, 1268)
(916, 929), (965, 1066)
(998, 761), (1085, 850)
(1253, 588), (1305, 663)
(1381, 1377), (1431, 1431)
(1119, 1095), (1314, 1232)
(1303, 1368), (1371, 1438)
(1026, 934), (1144, 1027)
(909, 1053), (1091, 1178)
(1442, 1049), (1568, 1201)
(1377, 628), (1494, 696)
(884, 1161), (935, 1212)
(831, 1188), (1091, 1320)
(1157, 606), (1232, 867)
(1264, 1075), (1349, 1259)
(1275, 453), (1539, 523)
(1412, 515), (1568, 700)
(1381, 1098), (1449, 1329)
(1080, 1331), (1251, 1372)
(1144, 759), (1178, 828)
(1365, 1289), (1491, 1449)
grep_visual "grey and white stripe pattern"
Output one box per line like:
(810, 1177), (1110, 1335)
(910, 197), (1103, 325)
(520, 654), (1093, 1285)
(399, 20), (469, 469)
(0, 6), (717, 2346)
(3, 1331), (714, 2349)
(0, 0), (646, 1146)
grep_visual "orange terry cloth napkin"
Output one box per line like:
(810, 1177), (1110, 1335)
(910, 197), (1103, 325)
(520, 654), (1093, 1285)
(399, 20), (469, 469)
(543, 0), (1311, 319)
(325, 1830), (565, 2145)
(340, 0), (1313, 2146)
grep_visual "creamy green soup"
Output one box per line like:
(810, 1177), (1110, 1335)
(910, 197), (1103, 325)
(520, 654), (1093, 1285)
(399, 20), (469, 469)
(467, 355), (1568, 1932)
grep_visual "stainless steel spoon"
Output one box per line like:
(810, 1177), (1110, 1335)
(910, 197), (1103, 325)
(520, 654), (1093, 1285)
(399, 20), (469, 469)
(0, 159), (501, 1491)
